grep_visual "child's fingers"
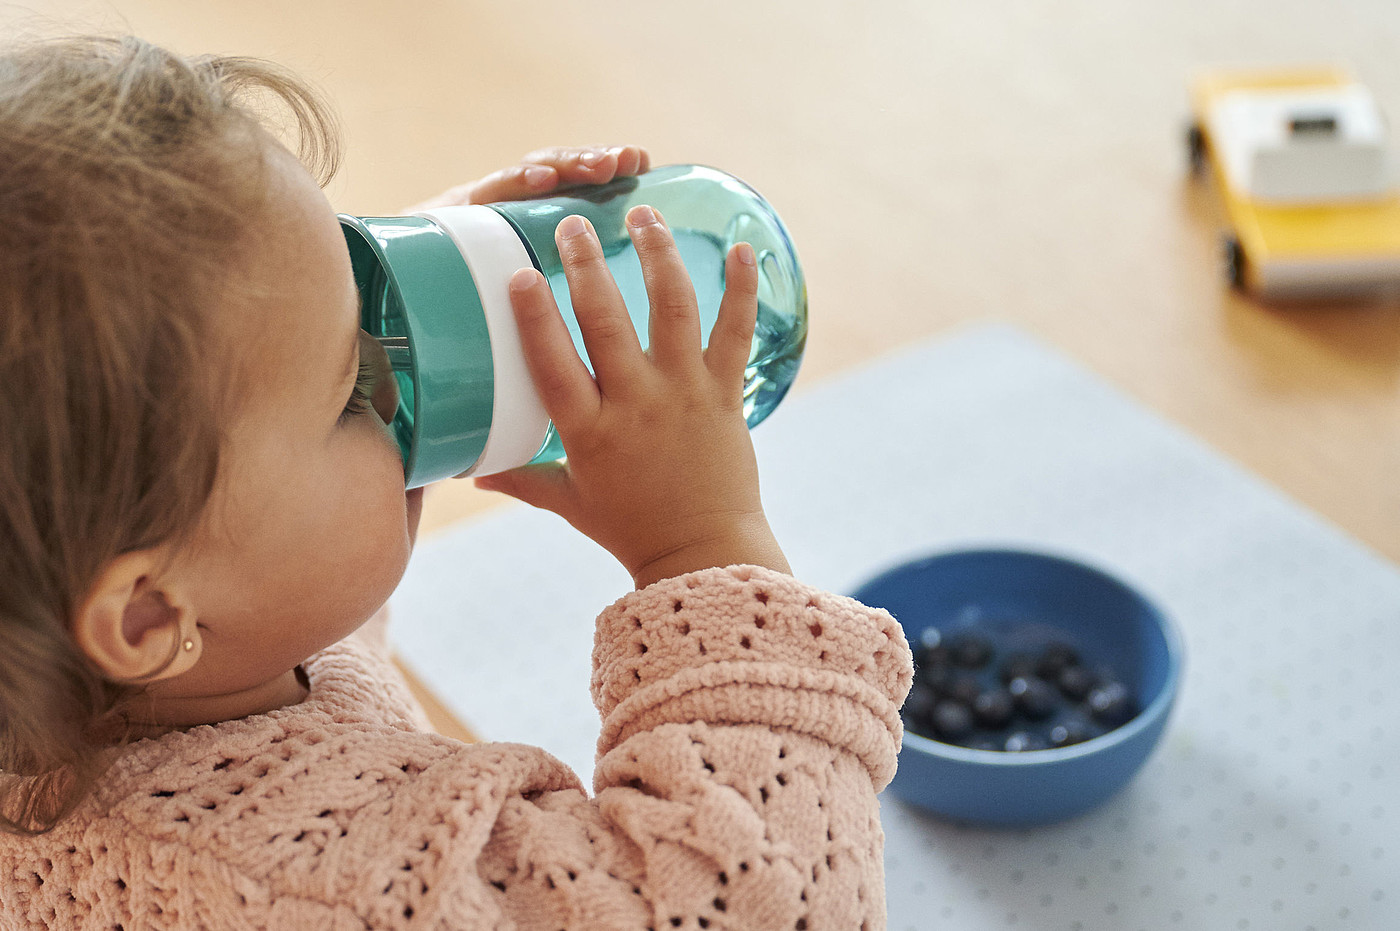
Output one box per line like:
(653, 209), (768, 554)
(508, 267), (600, 430)
(404, 147), (651, 212)
(462, 163), (559, 204)
(524, 147), (616, 185)
(517, 145), (646, 187)
(555, 215), (647, 395)
(612, 145), (651, 177)
(473, 461), (575, 520)
(627, 205), (701, 374)
(704, 243), (759, 388)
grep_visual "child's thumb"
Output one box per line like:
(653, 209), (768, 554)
(472, 462), (573, 517)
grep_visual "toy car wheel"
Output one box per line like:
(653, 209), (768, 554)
(1186, 122), (1206, 174)
(1222, 235), (1246, 289)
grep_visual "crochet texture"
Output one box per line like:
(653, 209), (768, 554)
(0, 565), (913, 929)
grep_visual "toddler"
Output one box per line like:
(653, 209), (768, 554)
(0, 34), (912, 930)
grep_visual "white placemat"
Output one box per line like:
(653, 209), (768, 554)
(389, 323), (1397, 930)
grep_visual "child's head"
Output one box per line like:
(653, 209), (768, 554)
(0, 34), (419, 834)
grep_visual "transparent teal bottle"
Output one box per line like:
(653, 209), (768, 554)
(339, 164), (807, 488)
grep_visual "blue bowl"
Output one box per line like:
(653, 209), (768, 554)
(852, 548), (1184, 826)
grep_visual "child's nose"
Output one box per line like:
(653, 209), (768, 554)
(372, 367), (400, 425)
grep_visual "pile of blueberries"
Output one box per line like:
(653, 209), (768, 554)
(903, 627), (1138, 752)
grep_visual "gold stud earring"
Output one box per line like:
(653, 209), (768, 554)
(182, 639), (195, 652)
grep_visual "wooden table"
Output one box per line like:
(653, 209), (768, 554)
(10, 0), (1400, 741)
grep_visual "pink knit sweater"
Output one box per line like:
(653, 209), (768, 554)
(0, 566), (912, 929)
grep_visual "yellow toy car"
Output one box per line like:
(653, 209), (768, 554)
(1187, 67), (1400, 296)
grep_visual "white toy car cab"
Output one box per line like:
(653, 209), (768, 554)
(1187, 67), (1400, 295)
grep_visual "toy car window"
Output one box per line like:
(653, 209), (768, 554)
(1289, 115), (1338, 136)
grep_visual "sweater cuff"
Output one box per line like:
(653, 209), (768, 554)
(591, 565), (913, 783)
(597, 661), (906, 788)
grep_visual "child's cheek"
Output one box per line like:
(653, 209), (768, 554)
(407, 486), (424, 545)
(356, 415), (414, 529)
(340, 408), (407, 484)
(368, 409), (407, 480)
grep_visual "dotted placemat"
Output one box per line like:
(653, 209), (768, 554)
(391, 323), (1397, 929)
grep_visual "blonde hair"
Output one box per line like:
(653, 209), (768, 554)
(0, 34), (341, 835)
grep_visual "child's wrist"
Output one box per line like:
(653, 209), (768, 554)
(629, 519), (790, 590)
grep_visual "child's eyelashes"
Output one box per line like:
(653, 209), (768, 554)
(338, 330), (400, 427)
(338, 357), (377, 424)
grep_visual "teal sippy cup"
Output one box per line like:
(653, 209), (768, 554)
(338, 164), (807, 488)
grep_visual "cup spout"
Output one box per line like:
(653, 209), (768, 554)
(377, 335), (412, 372)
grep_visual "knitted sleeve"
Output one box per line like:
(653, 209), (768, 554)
(477, 565), (913, 931)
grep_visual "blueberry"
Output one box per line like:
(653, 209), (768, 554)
(932, 701), (975, 742)
(939, 671), (982, 706)
(916, 665), (954, 704)
(1057, 665), (1097, 701)
(972, 689), (1015, 730)
(1048, 719), (1097, 748)
(946, 632), (995, 670)
(1004, 730), (1049, 752)
(914, 628), (949, 671)
(1007, 676), (1059, 721)
(998, 652), (1039, 684)
(902, 681), (938, 726)
(1087, 681), (1137, 728)
(914, 649), (948, 673)
(1035, 641), (1081, 679)
(965, 735), (1003, 752)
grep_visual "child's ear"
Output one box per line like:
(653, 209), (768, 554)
(72, 551), (202, 683)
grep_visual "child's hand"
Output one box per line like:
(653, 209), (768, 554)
(474, 206), (791, 590)
(400, 145), (651, 213)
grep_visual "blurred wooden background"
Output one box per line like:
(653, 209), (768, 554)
(6, 0), (1400, 737)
